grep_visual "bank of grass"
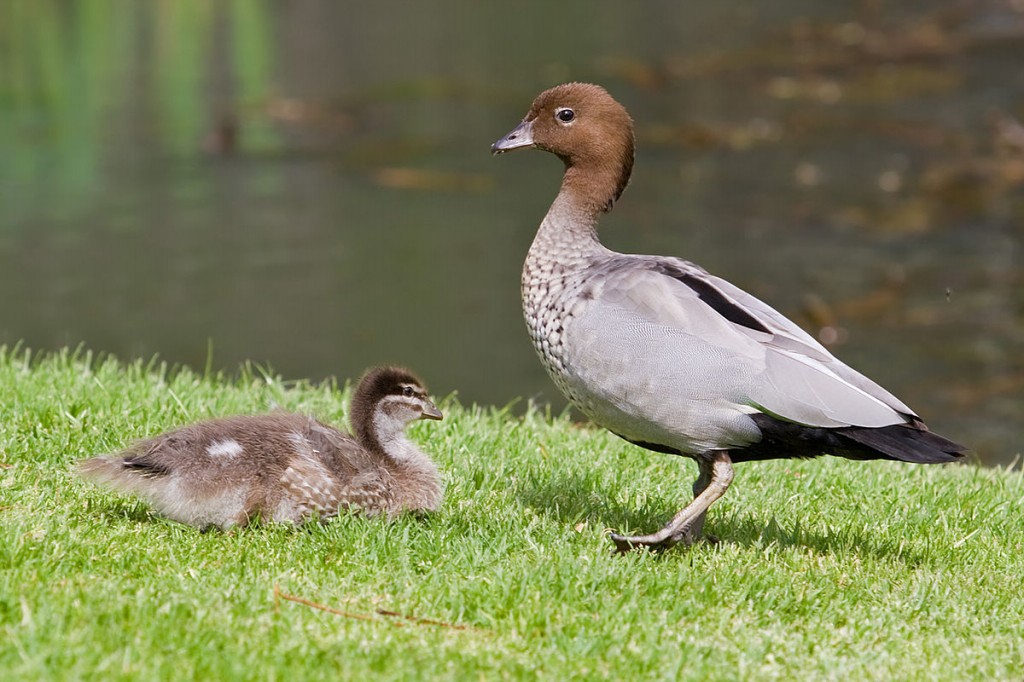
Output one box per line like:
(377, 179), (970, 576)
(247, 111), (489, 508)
(0, 346), (1021, 681)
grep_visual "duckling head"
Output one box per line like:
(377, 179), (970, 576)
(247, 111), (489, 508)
(349, 366), (442, 453)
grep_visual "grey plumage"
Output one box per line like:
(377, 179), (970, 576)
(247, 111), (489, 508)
(493, 82), (966, 551)
(79, 366), (444, 529)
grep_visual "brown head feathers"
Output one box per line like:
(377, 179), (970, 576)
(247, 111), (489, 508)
(494, 82), (635, 213)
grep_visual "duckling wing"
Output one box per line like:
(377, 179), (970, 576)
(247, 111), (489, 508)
(276, 423), (391, 520)
(572, 256), (913, 432)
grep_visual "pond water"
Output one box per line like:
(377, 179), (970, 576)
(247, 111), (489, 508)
(1, 1), (1021, 465)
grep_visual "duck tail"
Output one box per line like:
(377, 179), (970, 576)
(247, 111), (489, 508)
(742, 413), (967, 464)
(838, 422), (967, 464)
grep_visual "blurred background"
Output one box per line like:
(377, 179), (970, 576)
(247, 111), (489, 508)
(0, 0), (1020, 465)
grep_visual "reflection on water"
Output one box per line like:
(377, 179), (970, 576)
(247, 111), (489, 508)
(0, 1), (1020, 465)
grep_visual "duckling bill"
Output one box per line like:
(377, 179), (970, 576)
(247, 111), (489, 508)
(494, 82), (967, 552)
(79, 366), (443, 529)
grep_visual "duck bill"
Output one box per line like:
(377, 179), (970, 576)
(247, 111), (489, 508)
(420, 401), (444, 421)
(491, 119), (535, 154)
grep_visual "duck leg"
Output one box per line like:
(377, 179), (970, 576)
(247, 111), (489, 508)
(610, 450), (733, 553)
(681, 455), (716, 544)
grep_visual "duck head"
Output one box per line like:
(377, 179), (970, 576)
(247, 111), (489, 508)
(492, 82), (635, 212)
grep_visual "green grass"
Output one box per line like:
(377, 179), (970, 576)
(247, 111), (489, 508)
(1, 346), (1022, 681)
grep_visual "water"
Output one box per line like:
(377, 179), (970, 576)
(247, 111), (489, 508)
(1, 0), (1021, 465)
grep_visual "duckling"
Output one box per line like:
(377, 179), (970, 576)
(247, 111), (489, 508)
(79, 366), (443, 529)
(492, 83), (966, 552)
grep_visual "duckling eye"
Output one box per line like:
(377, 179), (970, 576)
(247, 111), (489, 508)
(402, 386), (415, 398)
(556, 108), (575, 124)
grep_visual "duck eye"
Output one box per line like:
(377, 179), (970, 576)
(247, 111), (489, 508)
(556, 108), (575, 123)
(402, 386), (415, 398)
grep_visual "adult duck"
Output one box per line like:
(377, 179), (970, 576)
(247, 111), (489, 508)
(492, 82), (966, 551)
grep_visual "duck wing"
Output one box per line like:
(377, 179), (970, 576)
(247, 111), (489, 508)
(576, 255), (914, 431)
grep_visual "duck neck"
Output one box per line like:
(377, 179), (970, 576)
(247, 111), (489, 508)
(527, 164), (620, 269)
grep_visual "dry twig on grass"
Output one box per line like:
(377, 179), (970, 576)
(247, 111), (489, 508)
(273, 584), (479, 632)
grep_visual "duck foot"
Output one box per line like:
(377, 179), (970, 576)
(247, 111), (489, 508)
(608, 451), (734, 554)
(609, 530), (721, 553)
(610, 531), (687, 553)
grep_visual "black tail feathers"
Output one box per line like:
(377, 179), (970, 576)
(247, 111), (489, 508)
(838, 422), (967, 464)
(743, 413), (967, 464)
